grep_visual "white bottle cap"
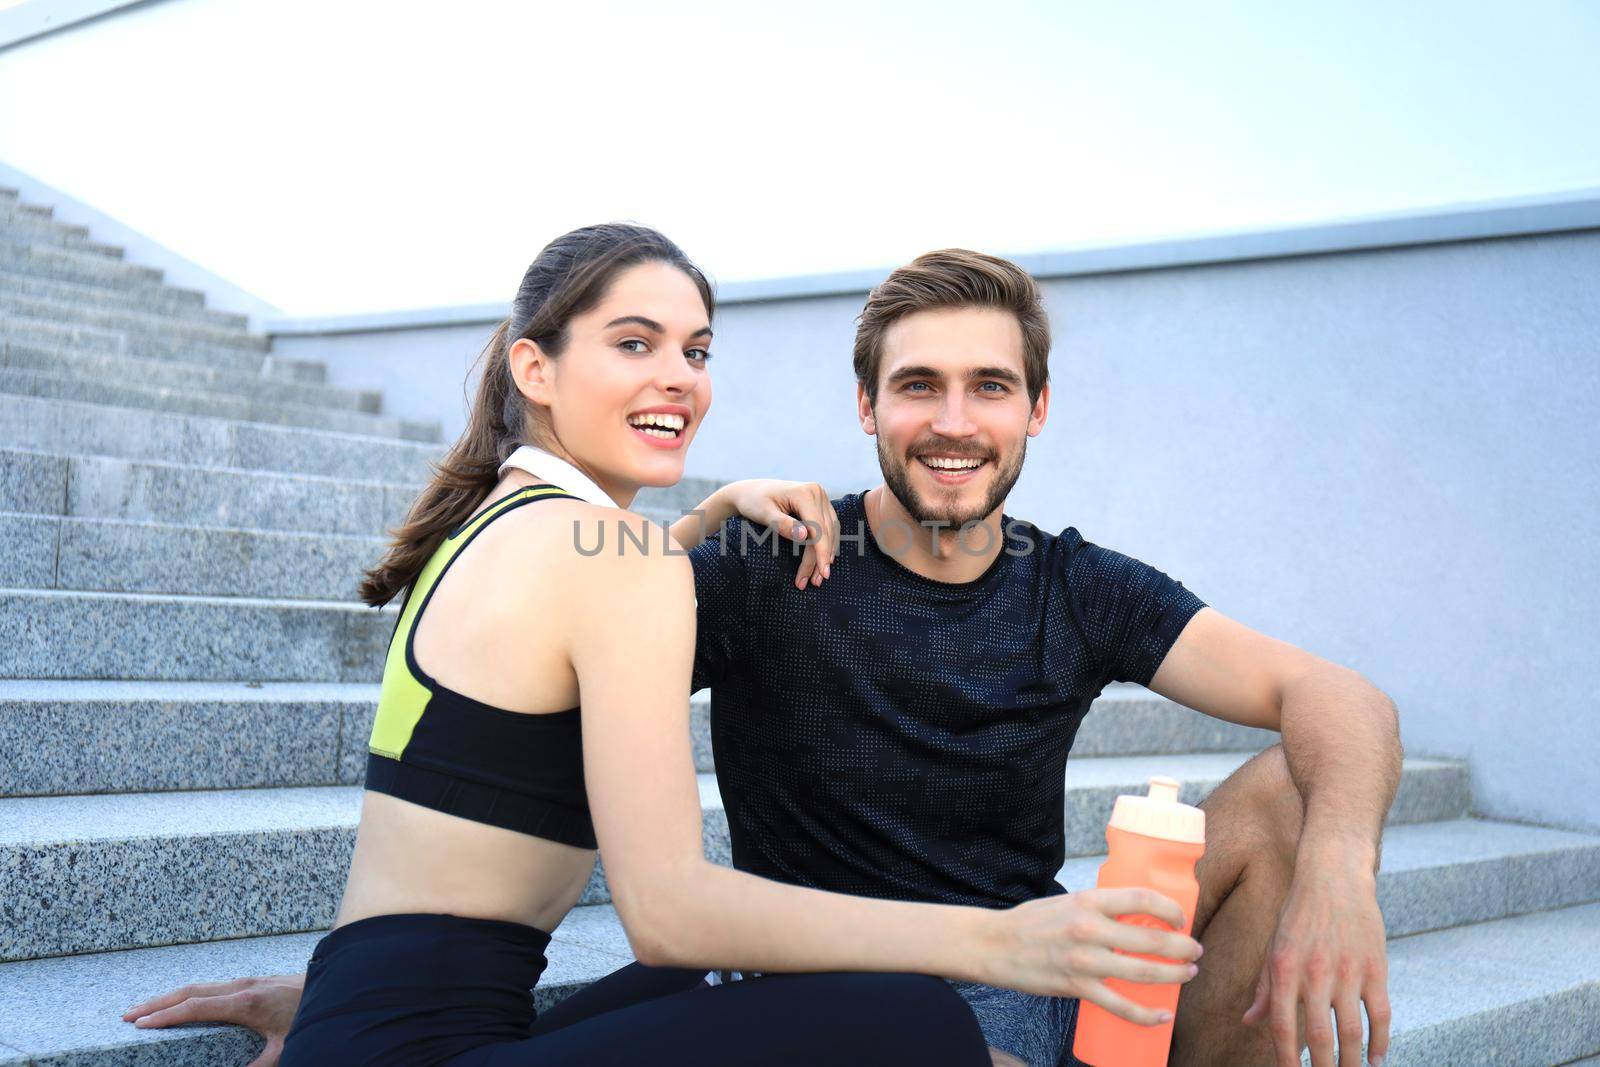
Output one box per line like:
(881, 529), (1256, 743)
(1107, 775), (1206, 844)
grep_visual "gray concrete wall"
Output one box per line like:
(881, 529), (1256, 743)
(268, 225), (1600, 835)
(269, 320), (492, 443)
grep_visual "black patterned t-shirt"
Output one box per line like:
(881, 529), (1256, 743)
(688, 490), (1206, 909)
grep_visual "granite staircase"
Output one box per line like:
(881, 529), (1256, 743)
(0, 184), (1597, 1066)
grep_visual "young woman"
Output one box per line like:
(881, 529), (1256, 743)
(123, 224), (1200, 1066)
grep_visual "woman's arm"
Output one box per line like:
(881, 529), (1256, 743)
(668, 480), (837, 590)
(564, 514), (1199, 1004)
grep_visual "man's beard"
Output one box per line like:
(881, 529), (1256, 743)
(877, 431), (1026, 530)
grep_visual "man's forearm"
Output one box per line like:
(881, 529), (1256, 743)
(1279, 665), (1403, 873)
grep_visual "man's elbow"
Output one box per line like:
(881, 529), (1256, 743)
(1326, 666), (1404, 751)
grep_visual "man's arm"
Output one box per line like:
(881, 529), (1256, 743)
(1146, 607), (1403, 870)
(1147, 606), (1401, 1067)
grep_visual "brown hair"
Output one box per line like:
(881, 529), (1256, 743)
(358, 223), (714, 607)
(852, 249), (1050, 406)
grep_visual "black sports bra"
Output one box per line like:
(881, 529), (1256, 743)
(364, 485), (595, 849)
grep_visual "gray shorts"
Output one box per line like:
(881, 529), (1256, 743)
(947, 981), (1088, 1067)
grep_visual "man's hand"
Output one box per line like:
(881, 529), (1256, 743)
(122, 973), (305, 1067)
(714, 479), (839, 589)
(1243, 859), (1391, 1067)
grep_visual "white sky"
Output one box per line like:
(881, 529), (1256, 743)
(2, 0), (1598, 316)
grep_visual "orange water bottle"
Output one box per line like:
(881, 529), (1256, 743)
(1072, 775), (1206, 1067)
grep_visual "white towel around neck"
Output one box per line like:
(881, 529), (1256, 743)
(497, 445), (620, 509)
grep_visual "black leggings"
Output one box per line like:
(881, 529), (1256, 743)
(279, 912), (989, 1066)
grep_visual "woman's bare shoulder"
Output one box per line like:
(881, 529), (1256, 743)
(472, 497), (692, 593)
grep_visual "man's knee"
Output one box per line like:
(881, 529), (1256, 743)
(1227, 743), (1304, 861)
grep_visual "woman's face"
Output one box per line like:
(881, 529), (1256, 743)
(515, 260), (714, 508)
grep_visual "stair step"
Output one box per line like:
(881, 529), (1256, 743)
(1339, 901), (1600, 1067)
(2, 882), (1597, 1066)
(0, 215), (122, 258)
(1055, 751), (1469, 854)
(0, 680), (375, 797)
(0, 682), (703, 797)
(0, 907), (635, 1066)
(0, 366), (439, 442)
(0, 447), (412, 536)
(0, 395), (442, 483)
(0, 208), (88, 240)
(0, 588), (394, 682)
(0, 235), (164, 288)
(1, 293), (267, 353)
(1064, 816), (1600, 938)
(0, 313), (274, 377)
(0, 266), (226, 324)
(1074, 687), (1279, 755)
(0, 783), (690, 962)
(1, 341), (380, 414)
(0, 756), (1466, 960)
(6, 503), (690, 607)
(0, 513), (385, 601)
(0, 682), (1276, 799)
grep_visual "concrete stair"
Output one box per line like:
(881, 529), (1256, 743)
(0, 310), (315, 378)
(0, 235), (166, 291)
(1, 342), (382, 413)
(0, 754), (1505, 961)
(0, 365), (439, 441)
(0, 292), (268, 355)
(0, 269), (237, 326)
(0, 181), (1595, 1066)
(0, 213), (124, 258)
(4, 901), (1593, 1067)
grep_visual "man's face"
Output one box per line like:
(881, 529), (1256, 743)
(859, 306), (1048, 529)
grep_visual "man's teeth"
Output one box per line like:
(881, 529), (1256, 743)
(628, 412), (685, 437)
(920, 456), (984, 471)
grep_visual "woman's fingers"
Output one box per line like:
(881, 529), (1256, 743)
(1077, 977), (1174, 1028)
(812, 483), (838, 580)
(1098, 945), (1200, 987)
(795, 544), (820, 589)
(123, 980), (242, 1021)
(775, 484), (837, 588)
(131, 992), (242, 1028)
(790, 485), (836, 585)
(1097, 912), (1204, 963)
(1086, 886), (1190, 935)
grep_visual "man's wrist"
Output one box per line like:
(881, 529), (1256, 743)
(1296, 818), (1381, 876)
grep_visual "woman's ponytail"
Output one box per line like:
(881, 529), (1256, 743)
(356, 320), (516, 607)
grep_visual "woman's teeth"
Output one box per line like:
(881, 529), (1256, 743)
(628, 413), (685, 438)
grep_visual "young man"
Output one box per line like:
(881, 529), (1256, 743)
(131, 251), (1399, 1067)
(632, 249), (1396, 1067)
